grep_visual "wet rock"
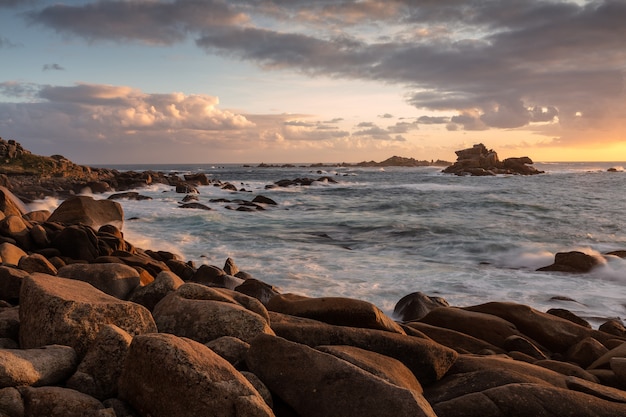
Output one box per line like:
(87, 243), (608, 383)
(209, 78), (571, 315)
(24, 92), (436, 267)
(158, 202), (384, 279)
(235, 278), (281, 305)
(537, 250), (602, 273)
(107, 192), (152, 201)
(252, 195), (277, 205)
(119, 333), (274, 417)
(394, 292), (449, 321)
(179, 202), (211, 210)
(547, 308), (591, 328)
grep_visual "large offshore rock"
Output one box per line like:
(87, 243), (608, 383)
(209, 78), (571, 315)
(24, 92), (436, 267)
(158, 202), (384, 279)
(19, 274), (156, 357)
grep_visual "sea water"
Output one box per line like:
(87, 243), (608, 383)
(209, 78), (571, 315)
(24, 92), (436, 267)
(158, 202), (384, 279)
(31, 162), (626, 325)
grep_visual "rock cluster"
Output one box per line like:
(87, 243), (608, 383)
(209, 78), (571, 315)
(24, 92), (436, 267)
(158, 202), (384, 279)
(1, 188), (626, 416)
(443, 143), (544, 176)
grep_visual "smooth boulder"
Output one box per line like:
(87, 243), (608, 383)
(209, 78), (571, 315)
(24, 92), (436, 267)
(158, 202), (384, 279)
(0, 345), (77, 387)
(48, 195), (123, 230)
(118, 333), (274, 417)
(19, 274), (157, 357)
(57, 263), (141, 300)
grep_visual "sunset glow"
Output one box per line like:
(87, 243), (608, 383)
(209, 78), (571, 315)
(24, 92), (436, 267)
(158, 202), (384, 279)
(0, 1), (624, 164)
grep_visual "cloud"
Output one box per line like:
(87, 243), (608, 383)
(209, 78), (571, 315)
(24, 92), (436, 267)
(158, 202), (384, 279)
(18, 0), (626, 148)
(0, 36), (20, 48)
(42, 63), (65, 71)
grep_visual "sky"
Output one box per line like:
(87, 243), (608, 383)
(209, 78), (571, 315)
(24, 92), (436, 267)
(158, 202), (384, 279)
(0, 0), (625, 164)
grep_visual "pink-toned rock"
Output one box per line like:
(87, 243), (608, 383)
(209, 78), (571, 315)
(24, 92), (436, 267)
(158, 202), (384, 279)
(267, 293), (405, 334)
(118, 333), (274, 417)
(247, 334), (437, 417)
(19, 274), (156, 357)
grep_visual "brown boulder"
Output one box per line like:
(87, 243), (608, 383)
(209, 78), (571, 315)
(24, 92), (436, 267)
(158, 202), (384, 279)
(57, 263), (140, 300)
(235, 278), (281, 305)
(119, 333), (274, 417)
(317, 345), (424, 394)
(537, 250), (602, 273)
(0, 215), (32, 250)
(565, 337), (609, 368)
(432, 382), (626, 417)
(19, 274), (157, 357)
(0, 265), (29, 303)
(0, 345), (77, 387)
(19, 386), (114, 417)
(51, 224), (100, 261)
(420, 306), (524, 348)
(17, 253), (58, 275)
(47, 195), (123, 230)
(269, 311), (457, 384)
(267, 293), (405, 334)
(205, 336), (250, 369)
(406, 321), (505, 354)
(246, 334), (437, 417)
(0, 187), (26, 217)
(0, 242), (27, 266)
(393, 291), (449, 321)
(66, 324), (132, 400)
(464, 302), (620, 353)
(128, 270), (184, 311)
(153, 283), (274, 344)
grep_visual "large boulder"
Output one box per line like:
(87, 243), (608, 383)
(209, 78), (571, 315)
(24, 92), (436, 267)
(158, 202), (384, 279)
(267, 293), (405, 334)
(118, 333), (274, 417)
(48, 196), (123, 230)
(0, 186), (27, 217)
(19, 386), (114, 417)
(0, 215), (32, 250)
(19, 274), (157, 357)
(57, 263), (141, 300)
(246, 334), (437, 417)
(0, 345), (77, 387)
(432, 383), (626, 417)
(66, 324), (132, 400)
(464, 302), (621, 353)
(419, 306), (525, 349)
(153, 283), (274, 344)
(269, 311), (457, 384)
(405, 322), (505, 354)
(0, 264), (30, 303)
(51, 224), (100, 261)
(0, 242), (27, 266)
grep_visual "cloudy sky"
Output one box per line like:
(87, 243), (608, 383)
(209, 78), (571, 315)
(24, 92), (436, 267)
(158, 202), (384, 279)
(1, 0), (624, 164)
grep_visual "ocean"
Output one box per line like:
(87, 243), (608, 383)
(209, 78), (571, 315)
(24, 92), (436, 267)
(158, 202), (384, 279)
(30, 162), (626, 325)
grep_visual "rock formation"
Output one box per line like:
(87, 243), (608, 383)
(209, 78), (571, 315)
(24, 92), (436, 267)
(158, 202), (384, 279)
(443, 143), (544, 176)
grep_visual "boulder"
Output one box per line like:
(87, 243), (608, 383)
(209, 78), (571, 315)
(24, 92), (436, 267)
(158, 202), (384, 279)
(205, 336), (250, 369)
(267, 293), (405, 334)
(47, 195), (123, 230)
(19, 386), (114, 417)
(251, 195), (277, 205)
(534, 359), (599, 382)
(66, 324), (132, 400)
(393, 292), (449, 321)
(405, 322), (505, 354)
(246, 334), (437, 417)
(419, 306), (524, 349)
(0, 242), (27, 266)
(111, 250), (169, 278)
(0, 387), (23, 417)
(17, 253), (58, 275)
(19, 274), (157, 357)
(316, 345), (423, 394)
(565, 337), (609, 368)
(51, 224), (100, 261)
(599, 319), (626, 337)
(118, 333), (274, 417)
(22, 210), (51, 223)
(464, 302), (620, 353)
(503, 335), (548, 359)
(547, 307), (592, 328)
(432, 383), (626, 417)
(0, 264), (30, 303)
(0, 215), (32, 250)
(269, 311), (457, 384)
(128, 270), (184, 311)
(537, 250), (602, 273)
(0, 307), (19, 341)
(153, 283), (274, 344)
(57, 263), (141, 300)
(0, 187), (26, 217)
(0, 345), (77, 387)
(29, 224), (51, 247)
(107, 192), (152, 201)
(235, 278), (281, 305)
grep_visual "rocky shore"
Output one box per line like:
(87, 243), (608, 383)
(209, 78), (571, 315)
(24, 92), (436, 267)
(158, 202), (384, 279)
(442, 143), (544, 176)
(2, 139), (626, 416)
